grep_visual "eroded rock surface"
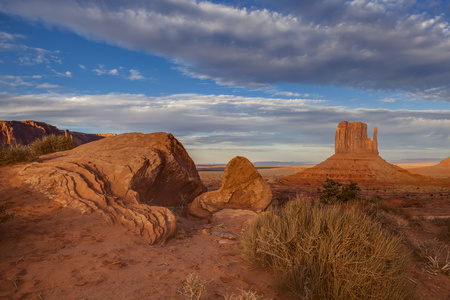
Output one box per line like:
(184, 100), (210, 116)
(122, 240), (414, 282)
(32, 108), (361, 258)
(0, 120), (61, 146)
(188, 156), (272, 219)
(335, 120), (378, 155)
(281, 121), (436, 186)
(10, 132), (206, 244)
(0, 120), (115, 146)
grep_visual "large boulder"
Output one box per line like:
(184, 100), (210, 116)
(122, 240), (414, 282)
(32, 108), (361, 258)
(10, 132), (206, 245)
(188, 156), (272, 219)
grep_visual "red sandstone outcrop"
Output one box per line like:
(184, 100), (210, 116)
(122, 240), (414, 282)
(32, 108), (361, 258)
(0, 120), (114, 147)
(335, 120), (378, 155)
(0, 120), (60, 145)
(10, 132), (206, 244)
(188, 156), (272, 219)
(281, 121), (433, 186)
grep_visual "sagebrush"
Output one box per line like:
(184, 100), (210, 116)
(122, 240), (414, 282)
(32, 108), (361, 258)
(0, 134), (76, 166)
(241, 197), (414, 299)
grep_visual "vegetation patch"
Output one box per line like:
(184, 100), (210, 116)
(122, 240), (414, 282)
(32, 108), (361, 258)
(241, 197), (414, 299)
(0, 134), (76, 166)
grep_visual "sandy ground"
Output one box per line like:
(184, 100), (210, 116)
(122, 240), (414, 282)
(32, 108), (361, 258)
(1, 164), (450, 299)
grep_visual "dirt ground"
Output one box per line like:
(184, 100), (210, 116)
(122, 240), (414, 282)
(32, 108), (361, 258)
(1, 163), (450, 299)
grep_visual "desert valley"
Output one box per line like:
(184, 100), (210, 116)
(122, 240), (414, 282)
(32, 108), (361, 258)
(0, 120), (449, 300)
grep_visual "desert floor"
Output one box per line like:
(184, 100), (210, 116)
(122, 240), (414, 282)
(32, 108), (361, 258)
(1, 164), (450, 299)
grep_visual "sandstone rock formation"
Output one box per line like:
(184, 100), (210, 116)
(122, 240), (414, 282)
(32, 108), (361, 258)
(0, 120), (60, 145)
(281, 121), (432, 186)
(335, 120), (378, 155)
(188, 156), (272, 219)
(0, 120), (114, 147)
(10, 132), (206, 244)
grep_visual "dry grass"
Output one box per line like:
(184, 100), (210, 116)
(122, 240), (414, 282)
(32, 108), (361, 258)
(179, 273), (208, 300)
(224, 289), (271, 300)
(0, 134), (76, 167)
(0, 144), (34, 166)
(416, 239), (450, 276)
(241, 197), (415, 299)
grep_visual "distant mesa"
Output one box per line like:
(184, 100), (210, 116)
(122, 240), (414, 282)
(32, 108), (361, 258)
(10, 132), (206, 245)
(281, 120), (432, 185)
(0, 120), (115, 147)
(408, 157), (450, 177)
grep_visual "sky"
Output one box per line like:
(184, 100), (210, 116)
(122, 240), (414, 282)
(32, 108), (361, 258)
(0, 0), (449, 164)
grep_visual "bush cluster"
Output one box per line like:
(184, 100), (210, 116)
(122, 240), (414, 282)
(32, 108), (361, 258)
(0, 134), (76, 167)
(241, 197), (414, 299)
(318, 177), (361, 204)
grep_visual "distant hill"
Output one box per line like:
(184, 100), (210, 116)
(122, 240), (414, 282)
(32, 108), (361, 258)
(0, 120), (115, 147)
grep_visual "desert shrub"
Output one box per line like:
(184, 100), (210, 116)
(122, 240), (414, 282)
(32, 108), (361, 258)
(0, 205), (13, 223)
(225, 289), (270, 300)
(318, 178), (361, 204)
(0, 135), (76, 167)
(0, 144), (35, 166)
(30, 134), (76, 156)
(241, 197), (414, 299)
(179, 273), (208, 300)
(415, 239), (450, 276)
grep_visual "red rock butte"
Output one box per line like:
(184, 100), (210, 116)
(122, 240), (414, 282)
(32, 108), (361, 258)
(281, 121), (435, 186)
(335, 120), (378, 155)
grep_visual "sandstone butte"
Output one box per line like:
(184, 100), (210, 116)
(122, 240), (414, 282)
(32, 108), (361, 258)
(9, 132), (207, 245)
(0, 120), (114, 146)
(281, 120), (439, 186)
(188, 156), (272, 219)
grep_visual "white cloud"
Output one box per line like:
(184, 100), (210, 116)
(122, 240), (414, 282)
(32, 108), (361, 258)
(0, 92), (447, 163)
(93, 65), (120, 76)
(36, 83), (61, 89)
(128, 69), (144, 80)
(1, 0), (449, 99)
(79, 64), (86, 70)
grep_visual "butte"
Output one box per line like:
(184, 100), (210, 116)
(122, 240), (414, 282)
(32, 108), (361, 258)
(280, 120), (434, 187)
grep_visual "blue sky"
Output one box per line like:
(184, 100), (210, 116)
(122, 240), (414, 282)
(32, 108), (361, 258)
(0, 0), (449, 164)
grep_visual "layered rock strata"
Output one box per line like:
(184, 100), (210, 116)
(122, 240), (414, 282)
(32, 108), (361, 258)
(10, 132), (206, 244)
(188, 156), (272, 219)
(281, 121), (430, 185)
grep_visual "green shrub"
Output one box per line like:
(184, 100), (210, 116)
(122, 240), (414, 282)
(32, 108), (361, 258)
(30, 134), (76, 156)
(241, 197), (414, 299)
(318, 178), (361, 204)
(0, 144), (34, 166)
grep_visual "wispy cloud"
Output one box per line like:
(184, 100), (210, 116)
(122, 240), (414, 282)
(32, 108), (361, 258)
(128, 69), (144, 81)
(93, 65), (120, 76)
(0, 92), (447, 162)
(1, 0), (449, 99)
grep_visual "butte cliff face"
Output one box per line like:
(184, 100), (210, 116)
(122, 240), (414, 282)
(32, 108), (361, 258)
(335, 121), (378, 155)
(281, 121), (430, 185)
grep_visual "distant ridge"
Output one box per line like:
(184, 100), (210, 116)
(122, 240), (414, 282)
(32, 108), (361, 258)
(0, 120), (115, 147)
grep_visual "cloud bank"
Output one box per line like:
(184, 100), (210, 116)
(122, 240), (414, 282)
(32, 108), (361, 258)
(0, 92), (448, 163)
(1, 0), (450, 99)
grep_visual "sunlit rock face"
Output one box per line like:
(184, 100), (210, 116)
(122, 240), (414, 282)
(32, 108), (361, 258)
(280, 121), (433, 186)
(335, 121), (378, 155)
(10, 132), (206, 245)
(188, 156), (272, 219)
